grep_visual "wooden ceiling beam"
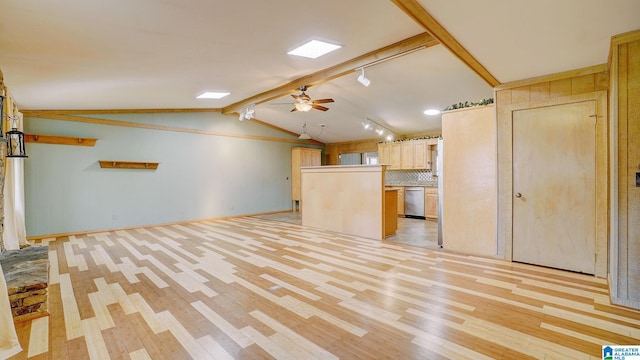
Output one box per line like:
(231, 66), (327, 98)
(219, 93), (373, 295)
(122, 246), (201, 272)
(391, 0), (500, 87)
(221, 32), (438, 115)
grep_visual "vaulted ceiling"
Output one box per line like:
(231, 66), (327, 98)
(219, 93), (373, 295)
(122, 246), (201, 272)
(1, 0), (639, 143)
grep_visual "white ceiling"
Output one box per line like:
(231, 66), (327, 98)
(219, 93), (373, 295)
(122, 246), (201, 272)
(1, 0), (639, 143)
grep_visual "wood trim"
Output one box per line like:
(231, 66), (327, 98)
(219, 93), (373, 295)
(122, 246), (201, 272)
(391, 0), (500, 87)
(611, 28), (640, 46)
(495, 64), (609, 90)
(99, 160), (159, 170)
(23, 112), (325, 146)
(221, 32), (439, 114)
(22, 108), (221, 114)
(25, 134), (97, 146)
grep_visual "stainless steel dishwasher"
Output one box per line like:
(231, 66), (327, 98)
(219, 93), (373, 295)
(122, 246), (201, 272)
(404, 187), (425, 218)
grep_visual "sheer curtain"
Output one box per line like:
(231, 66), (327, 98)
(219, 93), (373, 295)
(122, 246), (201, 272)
(0, 105), (25, 357)
(4, 111), (29, 250)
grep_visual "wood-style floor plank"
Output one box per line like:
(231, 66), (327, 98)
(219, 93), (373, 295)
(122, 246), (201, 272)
(7, 217), (640, 359)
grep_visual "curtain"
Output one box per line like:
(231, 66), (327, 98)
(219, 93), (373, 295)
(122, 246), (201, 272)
(3, 111), (28, 250)
(0, 103), (25, 357)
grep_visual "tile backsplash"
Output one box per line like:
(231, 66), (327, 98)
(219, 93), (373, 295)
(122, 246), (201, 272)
(385, 169), (438, 186)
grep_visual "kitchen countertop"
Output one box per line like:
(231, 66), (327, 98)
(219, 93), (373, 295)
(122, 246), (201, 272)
(385, 184), (437, 187)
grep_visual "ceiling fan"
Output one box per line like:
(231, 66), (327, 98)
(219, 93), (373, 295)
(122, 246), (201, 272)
(288, 86), (334, 112)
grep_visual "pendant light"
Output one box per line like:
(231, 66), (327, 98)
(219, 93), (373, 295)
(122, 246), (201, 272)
(6, 105), (27, 158)
(0, 94), (5, 139)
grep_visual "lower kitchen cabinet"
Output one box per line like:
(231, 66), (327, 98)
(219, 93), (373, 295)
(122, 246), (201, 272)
(397, 187), (405, 216)
(386, 186), (405, 216)
(425, 187), (438, 220)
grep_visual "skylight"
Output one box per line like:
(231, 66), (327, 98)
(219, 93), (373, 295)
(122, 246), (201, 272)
(287, 40), (342, 59)
(196, 91), (230, 99)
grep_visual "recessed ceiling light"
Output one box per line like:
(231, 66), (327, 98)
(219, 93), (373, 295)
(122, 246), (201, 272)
(196, 91), (230, 99)
(287, 40), (342, 59)
(424, 109), (441, 116)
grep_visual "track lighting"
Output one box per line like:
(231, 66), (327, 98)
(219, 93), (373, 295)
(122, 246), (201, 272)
(357, 67), (371, 87)
(361, 117), (395, 139)
(238, 104), (255, 121)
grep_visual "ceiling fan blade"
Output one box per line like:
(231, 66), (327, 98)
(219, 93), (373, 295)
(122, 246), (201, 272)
(313, 98), (334, 104)
(291, 94), (301, 101)
(312, 104), (329, 111)
(290, 107), (297, 112)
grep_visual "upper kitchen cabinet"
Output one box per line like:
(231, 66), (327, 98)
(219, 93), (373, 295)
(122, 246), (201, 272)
(379, 139), (433, 170)
(389, 142), (402, 169)
(402, 140), (429, 169)
(378, 143), (390, 167)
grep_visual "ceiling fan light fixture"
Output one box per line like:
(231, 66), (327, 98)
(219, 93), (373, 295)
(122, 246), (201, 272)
(357, 68), (371, 87)
(295, 102), (312, 112)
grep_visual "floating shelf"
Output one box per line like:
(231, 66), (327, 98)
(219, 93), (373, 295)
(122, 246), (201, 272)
(99, 161), (159, 170)
(25, 134), (97, 147)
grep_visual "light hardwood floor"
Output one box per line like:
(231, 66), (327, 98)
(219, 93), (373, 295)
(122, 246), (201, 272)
(254, 212), (439, 248)
(8, 217), (640, 359)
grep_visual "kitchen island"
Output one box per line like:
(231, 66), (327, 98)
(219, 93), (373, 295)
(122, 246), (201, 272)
(300, 165), (396, 240)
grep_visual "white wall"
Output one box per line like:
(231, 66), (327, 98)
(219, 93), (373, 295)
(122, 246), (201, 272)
(23, 112), (320, 236)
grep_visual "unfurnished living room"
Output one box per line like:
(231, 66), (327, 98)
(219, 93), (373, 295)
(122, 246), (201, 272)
(0, 1), (640, 359)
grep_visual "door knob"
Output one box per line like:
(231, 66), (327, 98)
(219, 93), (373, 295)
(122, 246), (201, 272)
(515, 192), (522, 198)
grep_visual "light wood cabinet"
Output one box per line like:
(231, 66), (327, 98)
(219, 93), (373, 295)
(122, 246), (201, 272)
(389, 142), (402, 169)
(413, 140), (428, 169)
(426, 144), (435, 171)
(378, 143), (390, 166)
(425, 187), (438, 220)
(401, 141), (414, 168)
(397, 187), (404, 216)
(442, 105), (496, 256)
(379, 140), (430, 170)
(291, 147), (321, 211)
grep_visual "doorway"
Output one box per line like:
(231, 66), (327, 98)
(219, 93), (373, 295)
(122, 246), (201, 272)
(512, 101), (596, 274)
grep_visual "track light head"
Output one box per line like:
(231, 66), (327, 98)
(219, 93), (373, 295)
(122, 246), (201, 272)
(357, 68), (371, 87)
(238, 104), (255, 121)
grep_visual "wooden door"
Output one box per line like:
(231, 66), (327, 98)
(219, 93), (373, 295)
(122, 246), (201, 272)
(512, 101), (596, 274)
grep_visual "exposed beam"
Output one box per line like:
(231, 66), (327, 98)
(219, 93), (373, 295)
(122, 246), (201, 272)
(222, 32), (439, 115)
(21, 108), (221, 114)
(23, 111), (324, 146)
(391, 0), (500, 87)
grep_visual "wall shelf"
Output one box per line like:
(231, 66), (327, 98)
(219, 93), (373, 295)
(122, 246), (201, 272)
(25, 134), (97, 147)
(99, 161), (159, 170)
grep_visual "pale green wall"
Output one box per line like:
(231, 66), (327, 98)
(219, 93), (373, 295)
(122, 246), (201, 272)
(23, 112), (322, 236)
